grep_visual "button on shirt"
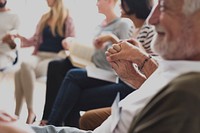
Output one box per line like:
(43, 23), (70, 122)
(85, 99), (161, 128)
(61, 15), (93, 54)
(93, 60), (200, 133)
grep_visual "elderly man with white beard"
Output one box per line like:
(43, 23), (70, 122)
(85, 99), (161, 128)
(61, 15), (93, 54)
(106, 0), (200, 132)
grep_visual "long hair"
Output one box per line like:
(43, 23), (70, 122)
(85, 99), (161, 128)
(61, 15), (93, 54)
(39, 0), (68, 37)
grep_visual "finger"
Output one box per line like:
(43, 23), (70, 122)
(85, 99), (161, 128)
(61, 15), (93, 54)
(113, 44), (121, 52)
(127, 38), (140, 47)
(0, 115), (12, 122)
(109, 52), (121, 61)
(107, 47), (118, 54)
(106, 55), (112, 62)
(0, 112), (18, 121)
(105, 51), (111, 56)
(2, 112), (18, 120)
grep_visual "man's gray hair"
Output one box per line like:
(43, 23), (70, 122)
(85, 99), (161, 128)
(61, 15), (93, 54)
(183, 0), (200, 15)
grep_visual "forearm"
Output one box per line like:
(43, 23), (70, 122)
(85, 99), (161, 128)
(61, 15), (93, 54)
(122, 72), (146, 89)
(110, 34), (120, 44)
(119, 64), (147, 89)
(140, 56), (158, 78)
(129, 53), (158, 78)
(123, 78), (146, 89)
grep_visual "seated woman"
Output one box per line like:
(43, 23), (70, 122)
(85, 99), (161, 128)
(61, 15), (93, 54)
(40, 0), (134, 127)
(14, 0), (75, 124)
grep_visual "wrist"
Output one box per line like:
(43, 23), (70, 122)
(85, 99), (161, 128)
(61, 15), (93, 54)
(126, 73), (146, 89)
(139, 55), (152, 71)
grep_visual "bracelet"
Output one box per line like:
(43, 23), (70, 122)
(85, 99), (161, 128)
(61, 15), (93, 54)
(139, 55), (152, 70)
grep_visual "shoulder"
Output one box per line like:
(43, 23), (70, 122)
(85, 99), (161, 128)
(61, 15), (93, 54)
(1, 11), (20, 24)
(167, 72), (200, 95)
(119, 18), (133, 23)
(138, 72), (200, 114)
(169, 72), (200, 89)
(64, 14), (74, 24)
(140, 23), (154, 34)
(117, 18), (134, 27)
(114, 18), (134, 33)
(151, 72), (200, 106)
(2, 10), (19, 19)
(129, 72), (200, 133)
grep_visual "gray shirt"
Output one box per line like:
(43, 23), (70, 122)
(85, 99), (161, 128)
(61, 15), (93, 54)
(92, 17), (134, 71)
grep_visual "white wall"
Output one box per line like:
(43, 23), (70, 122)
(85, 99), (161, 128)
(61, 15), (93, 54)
(7, 0), (105, 42)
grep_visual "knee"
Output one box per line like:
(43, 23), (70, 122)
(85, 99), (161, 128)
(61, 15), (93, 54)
(79, 111), (96, 130)
(65, 69), (79, 79)
(48, 59), (66, 73)
(20, 62), (35, 76)
(80, 108), (111, 130)
(14, 70), (20, 79)
(48, 60), (57, 70)
(21, 62), (30, 70)
(14, 70), (21, 91)
(47, 61), (60, 76)
(66, 68), (86, 80)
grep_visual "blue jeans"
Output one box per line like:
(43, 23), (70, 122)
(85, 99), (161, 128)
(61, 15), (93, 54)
(47, 68), (134, 127)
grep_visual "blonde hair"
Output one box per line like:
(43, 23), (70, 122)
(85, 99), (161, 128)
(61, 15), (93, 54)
(39, 0), (68, 37)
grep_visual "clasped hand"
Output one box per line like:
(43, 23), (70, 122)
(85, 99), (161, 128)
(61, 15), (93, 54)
(105, 39), (147, 89)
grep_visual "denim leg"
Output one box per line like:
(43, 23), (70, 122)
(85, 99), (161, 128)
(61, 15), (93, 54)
(79, 80), (134, 110)
(47, 68), (112, 126)
(63, 80), (134, 127)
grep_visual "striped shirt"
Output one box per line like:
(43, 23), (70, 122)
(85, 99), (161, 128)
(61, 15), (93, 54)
(136, 23), (155, 56)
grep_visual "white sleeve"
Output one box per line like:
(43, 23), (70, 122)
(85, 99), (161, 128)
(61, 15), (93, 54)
(93, 116), (113, 133)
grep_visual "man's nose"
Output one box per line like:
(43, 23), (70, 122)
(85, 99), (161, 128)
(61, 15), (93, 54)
(148, 4), (160, 26)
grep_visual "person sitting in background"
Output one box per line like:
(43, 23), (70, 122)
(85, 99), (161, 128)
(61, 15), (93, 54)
(31, 0), (200, 132)
(79, 0), (156, 130)
(14, 0), (75, 124)
(40, 0), (134, 127)
(0, 0), (20, 71)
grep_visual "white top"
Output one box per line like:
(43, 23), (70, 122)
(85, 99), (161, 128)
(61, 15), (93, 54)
(93, 59), (200, 133)
(0, 10), (20, 69)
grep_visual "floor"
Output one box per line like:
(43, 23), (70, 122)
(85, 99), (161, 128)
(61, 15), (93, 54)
(0, 63), (46, 124)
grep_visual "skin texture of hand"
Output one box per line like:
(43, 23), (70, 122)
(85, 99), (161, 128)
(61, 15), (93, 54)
(0, 111), (35, 133)
(110, 60), (146, 89)
(106, 39), (148, 66)
(106, 39), (158, 87)
(0, 111), (18, 122)
(62, 37), (75, 50)
(0, 121), (35, 133)
(2, 34), (17, 49)
(93, 34), (120, 49)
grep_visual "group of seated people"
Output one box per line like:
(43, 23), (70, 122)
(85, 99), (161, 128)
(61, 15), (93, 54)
(1, 0), (200, 132)
(39, 0), (155, 128)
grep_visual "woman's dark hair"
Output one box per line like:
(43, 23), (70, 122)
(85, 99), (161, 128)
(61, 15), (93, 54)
(121, 0), (152, 19)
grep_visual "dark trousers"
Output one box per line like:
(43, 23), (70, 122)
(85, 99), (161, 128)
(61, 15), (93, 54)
(47, 68), (134, 127)
(42, 58), (76, 120)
